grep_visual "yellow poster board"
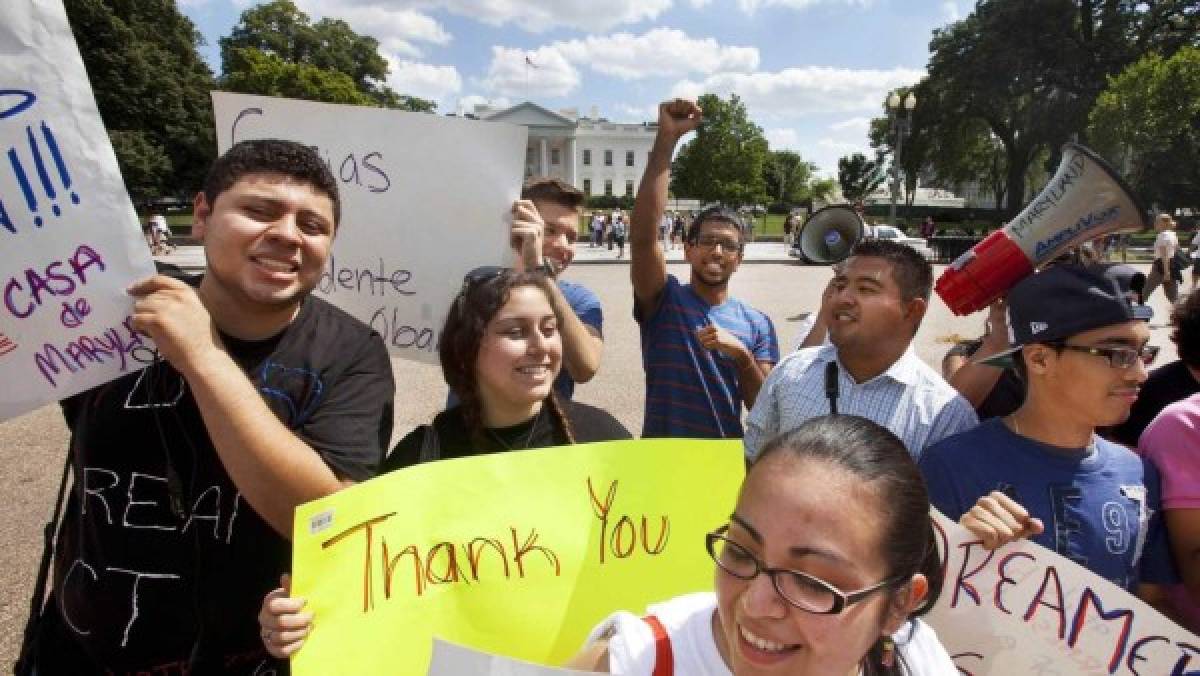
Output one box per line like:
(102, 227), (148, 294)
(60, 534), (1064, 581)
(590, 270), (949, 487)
(291, 439), (745, 674)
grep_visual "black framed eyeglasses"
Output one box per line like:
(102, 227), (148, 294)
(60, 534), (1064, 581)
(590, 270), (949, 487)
(1049, 342), (1159, 369)
(694, 235), (742, 253)
(705, 526), (903, 615)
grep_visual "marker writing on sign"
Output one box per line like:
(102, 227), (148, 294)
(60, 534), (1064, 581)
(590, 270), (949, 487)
(0, 90), (80, 233)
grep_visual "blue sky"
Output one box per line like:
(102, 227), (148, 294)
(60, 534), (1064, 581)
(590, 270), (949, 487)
(180, 0), (972, 176)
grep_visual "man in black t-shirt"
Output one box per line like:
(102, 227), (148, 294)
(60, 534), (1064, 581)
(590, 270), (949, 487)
(29, 140), (395, 674)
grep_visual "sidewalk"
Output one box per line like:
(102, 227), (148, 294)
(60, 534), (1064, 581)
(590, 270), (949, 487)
(156, 241), (800, 272)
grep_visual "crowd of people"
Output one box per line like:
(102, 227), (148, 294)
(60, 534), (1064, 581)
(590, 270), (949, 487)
(15, 98), (1199, 676)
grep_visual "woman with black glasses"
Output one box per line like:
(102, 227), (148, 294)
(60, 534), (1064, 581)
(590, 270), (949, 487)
(567, 415), (956, 675)
(257, 267), (629, 657)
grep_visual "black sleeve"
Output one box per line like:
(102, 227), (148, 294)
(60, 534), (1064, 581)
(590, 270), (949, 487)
(382, 426), (426, 473)
(298, 331), (395, 482)
(567, 402), (634, 442)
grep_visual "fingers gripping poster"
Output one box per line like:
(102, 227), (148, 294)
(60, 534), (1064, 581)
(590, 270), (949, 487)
(211, 92), (528, 364)
(289, 439), (745, 675)
(0, 0), (157, 421)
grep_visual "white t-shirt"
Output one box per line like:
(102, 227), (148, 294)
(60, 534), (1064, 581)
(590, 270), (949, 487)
(586, 592), (958, 676)
(1154, 230), (1178, 261)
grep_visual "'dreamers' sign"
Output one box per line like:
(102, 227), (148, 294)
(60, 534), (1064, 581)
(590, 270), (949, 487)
(928, 512), (1199, 675)
(0, 0), (157, 421)
(212, 92), (527, 364)
(290, 440), (745, 675)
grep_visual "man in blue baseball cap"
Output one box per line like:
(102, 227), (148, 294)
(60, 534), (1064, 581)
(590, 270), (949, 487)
(918, 264), (1178, 615)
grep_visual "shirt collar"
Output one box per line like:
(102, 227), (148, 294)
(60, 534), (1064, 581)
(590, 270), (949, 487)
(811, 344), (921, 387)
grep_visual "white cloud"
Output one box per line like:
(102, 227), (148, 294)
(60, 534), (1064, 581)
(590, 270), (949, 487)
(612, 103), (657, 121)
(829, 116), (871, 133)
(296, 0), (672, 34)
(552, 28), (759, 81)
(385, 58), (462, 104)
(764, 128), (800, 149)
(457, 94), (512, 115)
(736, 0), (872, 13)
(483, 46), (581, 98)
(670, 66), (924, 116)
(297, 1), (451, 58)
(941, 1), (961, 21)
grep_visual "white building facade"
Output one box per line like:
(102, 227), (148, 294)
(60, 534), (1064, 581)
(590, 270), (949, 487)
(474, 102), (657, 199)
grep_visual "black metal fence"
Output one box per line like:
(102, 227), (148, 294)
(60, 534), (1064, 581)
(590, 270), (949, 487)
(928, 236), (984, 264)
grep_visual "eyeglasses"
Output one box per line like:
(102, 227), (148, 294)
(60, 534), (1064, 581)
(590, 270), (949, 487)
(694, 236), (742, 253)
(706, 526), (902, 615)
(1049, 342), (1159, 369)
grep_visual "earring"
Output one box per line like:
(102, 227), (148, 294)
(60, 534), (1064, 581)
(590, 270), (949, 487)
(880, 636), (895, 668)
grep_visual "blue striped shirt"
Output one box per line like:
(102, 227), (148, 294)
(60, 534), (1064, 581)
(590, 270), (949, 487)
(638, 275), (779, 438)
(744, 344), (978, 460)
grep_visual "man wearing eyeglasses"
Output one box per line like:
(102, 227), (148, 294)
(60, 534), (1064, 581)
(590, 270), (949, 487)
(629, 99), (779, 438)
(919, 264), (1178, 609)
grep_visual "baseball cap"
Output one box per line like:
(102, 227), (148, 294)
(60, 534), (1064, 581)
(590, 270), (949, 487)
(980, 264), (1151, 368)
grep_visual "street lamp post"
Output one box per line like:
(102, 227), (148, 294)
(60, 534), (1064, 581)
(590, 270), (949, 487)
(886, 91), (916, 229)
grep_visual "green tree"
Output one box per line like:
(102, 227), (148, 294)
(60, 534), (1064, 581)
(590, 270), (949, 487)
(914, 0), (1199, 216)
(219, 0), (436, 112)
(1090, 46), (1200, 208)
(670, 93), (769, 206)
(64, 0), (216, 203)
(763, 150), (817, 204)
(837, 153), (885, 202)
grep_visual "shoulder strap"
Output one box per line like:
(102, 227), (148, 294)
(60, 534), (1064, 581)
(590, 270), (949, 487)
(641, 614), (674, 676)
(417, 423), (441, 464)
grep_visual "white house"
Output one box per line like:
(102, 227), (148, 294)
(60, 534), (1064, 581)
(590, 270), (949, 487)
(471, 102), (658, 199)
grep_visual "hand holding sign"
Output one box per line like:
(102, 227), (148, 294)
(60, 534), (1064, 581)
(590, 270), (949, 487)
(128, 275), (223, 374)
(511, 199), (545, 273)
(960, 489), (1045, 551)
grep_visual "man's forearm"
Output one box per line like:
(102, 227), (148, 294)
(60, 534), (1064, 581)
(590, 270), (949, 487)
(548, 283), (602, 383)
(180, 351), (344, 537)
(631, 136), (675, 246)
(735, 354), (769, 409)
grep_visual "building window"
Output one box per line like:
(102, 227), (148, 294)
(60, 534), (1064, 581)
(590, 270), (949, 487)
(551, 148), (560, 165)
(604, 150), (613, 166)
(583, 179), (592, 196)
(625, 180), (634, 197)
(604, 180), (613, 196)
(626, 150), (635, 167)
(583, 149), (591, 166)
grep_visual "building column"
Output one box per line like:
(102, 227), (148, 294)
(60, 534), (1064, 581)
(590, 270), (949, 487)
(566, 136), (577, 187)
(539, 137), (549, 178)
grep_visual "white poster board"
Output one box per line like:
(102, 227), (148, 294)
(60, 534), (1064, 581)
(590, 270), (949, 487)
(928, 511), (1199, 675)
(0, 0), (157, 421)
(212, 92), (527, 363)
(427, 640), (593, 676)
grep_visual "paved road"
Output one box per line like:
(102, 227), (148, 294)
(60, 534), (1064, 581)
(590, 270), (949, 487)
(0, 259), (1181, 664)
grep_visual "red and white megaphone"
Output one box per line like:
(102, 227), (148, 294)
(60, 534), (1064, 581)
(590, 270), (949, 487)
(936, 143), (1147, 316)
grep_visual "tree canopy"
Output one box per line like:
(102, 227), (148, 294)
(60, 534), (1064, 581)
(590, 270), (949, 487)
(837, 153), (885, 202)
(876, 0), (1199, 216)
(64, 0), (216, 204)
(670, 93), (769, 206)
(219, 0), (435, 112)
(1090, 46), (1200, 208)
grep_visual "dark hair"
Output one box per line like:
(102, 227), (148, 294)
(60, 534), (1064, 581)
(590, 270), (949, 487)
(848, 239), (933, 302)
(1172, 291), (1200, 369)
(753, 416), (943, 676)
(522, 177), (585, 211)
(203, 139), (341, 226)
(686, 206), (746, 249)
(439, 269), (575, 445)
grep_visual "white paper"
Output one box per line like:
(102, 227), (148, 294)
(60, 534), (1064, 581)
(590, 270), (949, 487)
(0, 0), (157, 421)
(927, 510), (1199, 675)
(427, 639), (595, 675)
(211, 92), (527, 364)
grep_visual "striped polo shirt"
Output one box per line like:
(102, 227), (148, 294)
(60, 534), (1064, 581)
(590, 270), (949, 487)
(638, 275), (779, 438)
